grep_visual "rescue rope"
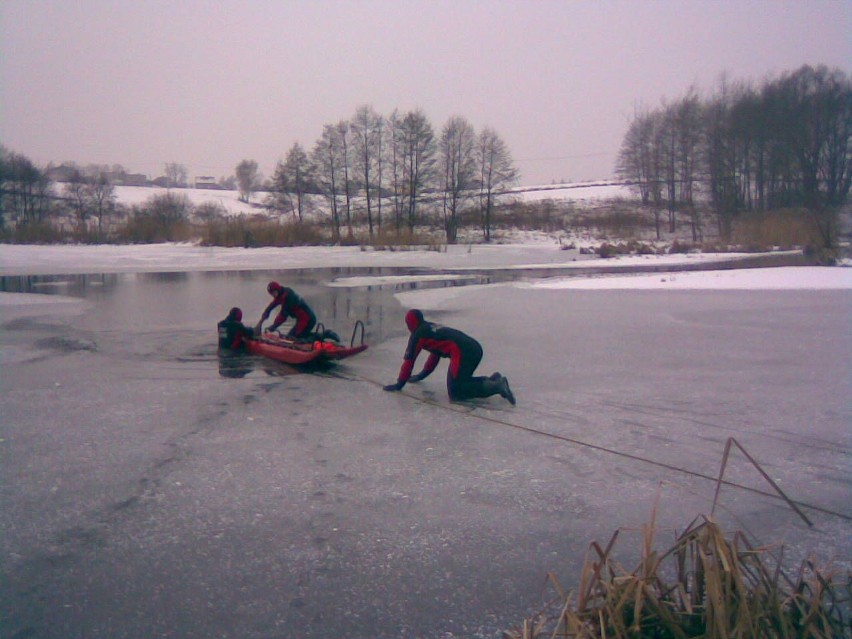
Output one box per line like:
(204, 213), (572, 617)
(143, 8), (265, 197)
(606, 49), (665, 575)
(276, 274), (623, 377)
(346, 371), (852, 523)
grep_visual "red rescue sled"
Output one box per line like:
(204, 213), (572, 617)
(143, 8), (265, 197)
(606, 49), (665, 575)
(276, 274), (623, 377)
(245, 321), (368, 365)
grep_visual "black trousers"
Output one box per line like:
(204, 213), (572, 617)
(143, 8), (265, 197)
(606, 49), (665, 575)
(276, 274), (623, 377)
(446, 338), (490, 401)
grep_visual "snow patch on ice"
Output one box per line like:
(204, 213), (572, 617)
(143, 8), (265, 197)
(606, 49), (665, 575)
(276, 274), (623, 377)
(394, 284), (503, 311)
(0, 292), (84, 306)
(524, 266), (852, 290)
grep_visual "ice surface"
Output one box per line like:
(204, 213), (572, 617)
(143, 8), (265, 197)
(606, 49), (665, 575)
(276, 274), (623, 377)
(1, 244), (849, 638)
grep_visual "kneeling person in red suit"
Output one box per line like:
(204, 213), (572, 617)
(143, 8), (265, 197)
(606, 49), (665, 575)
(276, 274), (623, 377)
(384, 309), (515, 405)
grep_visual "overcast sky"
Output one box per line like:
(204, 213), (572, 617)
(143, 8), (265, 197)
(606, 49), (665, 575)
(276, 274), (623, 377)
(2, 0), (850, 186)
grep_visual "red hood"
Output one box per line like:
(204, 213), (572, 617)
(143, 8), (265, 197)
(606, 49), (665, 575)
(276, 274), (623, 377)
(405, 309), (423, 332)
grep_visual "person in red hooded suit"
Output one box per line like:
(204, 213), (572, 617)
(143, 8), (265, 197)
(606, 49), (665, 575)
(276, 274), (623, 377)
(383, 309), (515, 405)
(217, 307), (255, 350)
(256, 281), (317, 339)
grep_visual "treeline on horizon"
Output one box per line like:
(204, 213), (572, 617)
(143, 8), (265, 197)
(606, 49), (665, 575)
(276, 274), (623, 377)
(1, 64), (849, 252)
(616, 64), (851, 249)
(0, 107), (519, 246)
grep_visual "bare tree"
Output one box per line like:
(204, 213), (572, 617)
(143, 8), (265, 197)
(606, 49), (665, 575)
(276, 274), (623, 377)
(269, 143), (312, 221)
(88, 172), (116, 239)
(477, 127), (518, 242)
(616, 108), (665, 237)
(658, 102), (679, 233)
(618, 65), (851, 248)
(2, 151), (52, 227)
(617, 109), (652, 204)
(311, 125), (345, 242)
(0, 145), (8, 228)
(336, 120), (354, 239)
(385, 109), (406, 232)
(438, 116), (477, 243)
(269, 160), (292, 218)
(351, 105), (384, 237)
(400, 109), (436, 232)
(235, 159), (260, 203)
(674, 90), (703, 240)
(818, 71), (852, 209)
(64, 167), (90, 234)
(653, 94), (701, 236)
(62, 165), (116, 239)
(146, 192), (190, 240)
(164, 162), (188, 188)
(375, 115), (385, 232)
(777, 65), (852, 247)
(704, 79), (749, 239)
(702, 67), (851, 246)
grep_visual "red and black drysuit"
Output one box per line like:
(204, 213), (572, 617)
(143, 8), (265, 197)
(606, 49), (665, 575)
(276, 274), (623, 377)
(260, 283), (316, 339)
(384, 309), (514, 404)
(217, 307), (255, 350)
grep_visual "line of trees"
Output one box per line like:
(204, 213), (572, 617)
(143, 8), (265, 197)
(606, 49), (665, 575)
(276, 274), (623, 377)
(0, 149), (128, 242)
(63, 167), (116, 238)
(1, 106), (519, 245)
(0, 151), (239, 241)
(268, 105), (518, 243)
(0, 149), (208, 242)
(0, 148), (55, 231)
(616, 65), (852, 247)
(8, 66), (846, 249)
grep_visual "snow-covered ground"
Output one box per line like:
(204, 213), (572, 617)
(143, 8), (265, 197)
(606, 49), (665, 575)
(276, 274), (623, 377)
(511, 180), (633, 202)
(527, 265), (852, 290)
(110, 180), (635, 218)
(114, 185), (264, 216)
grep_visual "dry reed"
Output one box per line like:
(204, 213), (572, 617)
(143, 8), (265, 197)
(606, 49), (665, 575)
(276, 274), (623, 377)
(505, 512), (850, 639)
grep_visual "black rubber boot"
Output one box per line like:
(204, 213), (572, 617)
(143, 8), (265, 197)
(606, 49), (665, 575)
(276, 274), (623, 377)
(499, 377), (516, 405)
(479, 378), (514, 405)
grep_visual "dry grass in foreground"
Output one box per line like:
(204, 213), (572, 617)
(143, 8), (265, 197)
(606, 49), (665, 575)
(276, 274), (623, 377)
(505, 514), (850, 639)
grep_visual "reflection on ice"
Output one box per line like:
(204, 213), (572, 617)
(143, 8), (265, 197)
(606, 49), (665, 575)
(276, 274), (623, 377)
(0, 273), (120, 296)
(217, 349), (297, 378)
(328, 273), (480, 288)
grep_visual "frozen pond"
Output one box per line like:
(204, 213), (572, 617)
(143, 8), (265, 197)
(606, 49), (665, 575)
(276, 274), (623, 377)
(1, 264), (850, 638)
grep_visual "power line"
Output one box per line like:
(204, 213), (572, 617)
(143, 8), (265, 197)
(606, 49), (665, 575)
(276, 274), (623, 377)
(518, 152), (615, 162)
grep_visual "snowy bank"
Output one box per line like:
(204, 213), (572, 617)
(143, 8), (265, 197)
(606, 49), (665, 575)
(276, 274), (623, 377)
(1, 244), (849, 310)
(0, 242), (801, 277)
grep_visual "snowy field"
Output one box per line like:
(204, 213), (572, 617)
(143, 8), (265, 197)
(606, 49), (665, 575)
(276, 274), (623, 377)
(114, 185), (264, 216)
(109, 180), (635, 218)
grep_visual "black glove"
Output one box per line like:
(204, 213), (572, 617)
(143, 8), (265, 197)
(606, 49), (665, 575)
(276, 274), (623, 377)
(383, 381), (404, 392)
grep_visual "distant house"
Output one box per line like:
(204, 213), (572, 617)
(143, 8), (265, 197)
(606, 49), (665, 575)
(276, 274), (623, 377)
(195, 176), (220, 189)
(105, 171), (148, 186)
(119, 173), (149, 187)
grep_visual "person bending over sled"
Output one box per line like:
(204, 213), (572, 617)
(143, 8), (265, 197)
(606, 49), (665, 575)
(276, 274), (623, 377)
(256, 281), (317, 339)
(218, 307), (255, 350)
(383, 309), (515, 405)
